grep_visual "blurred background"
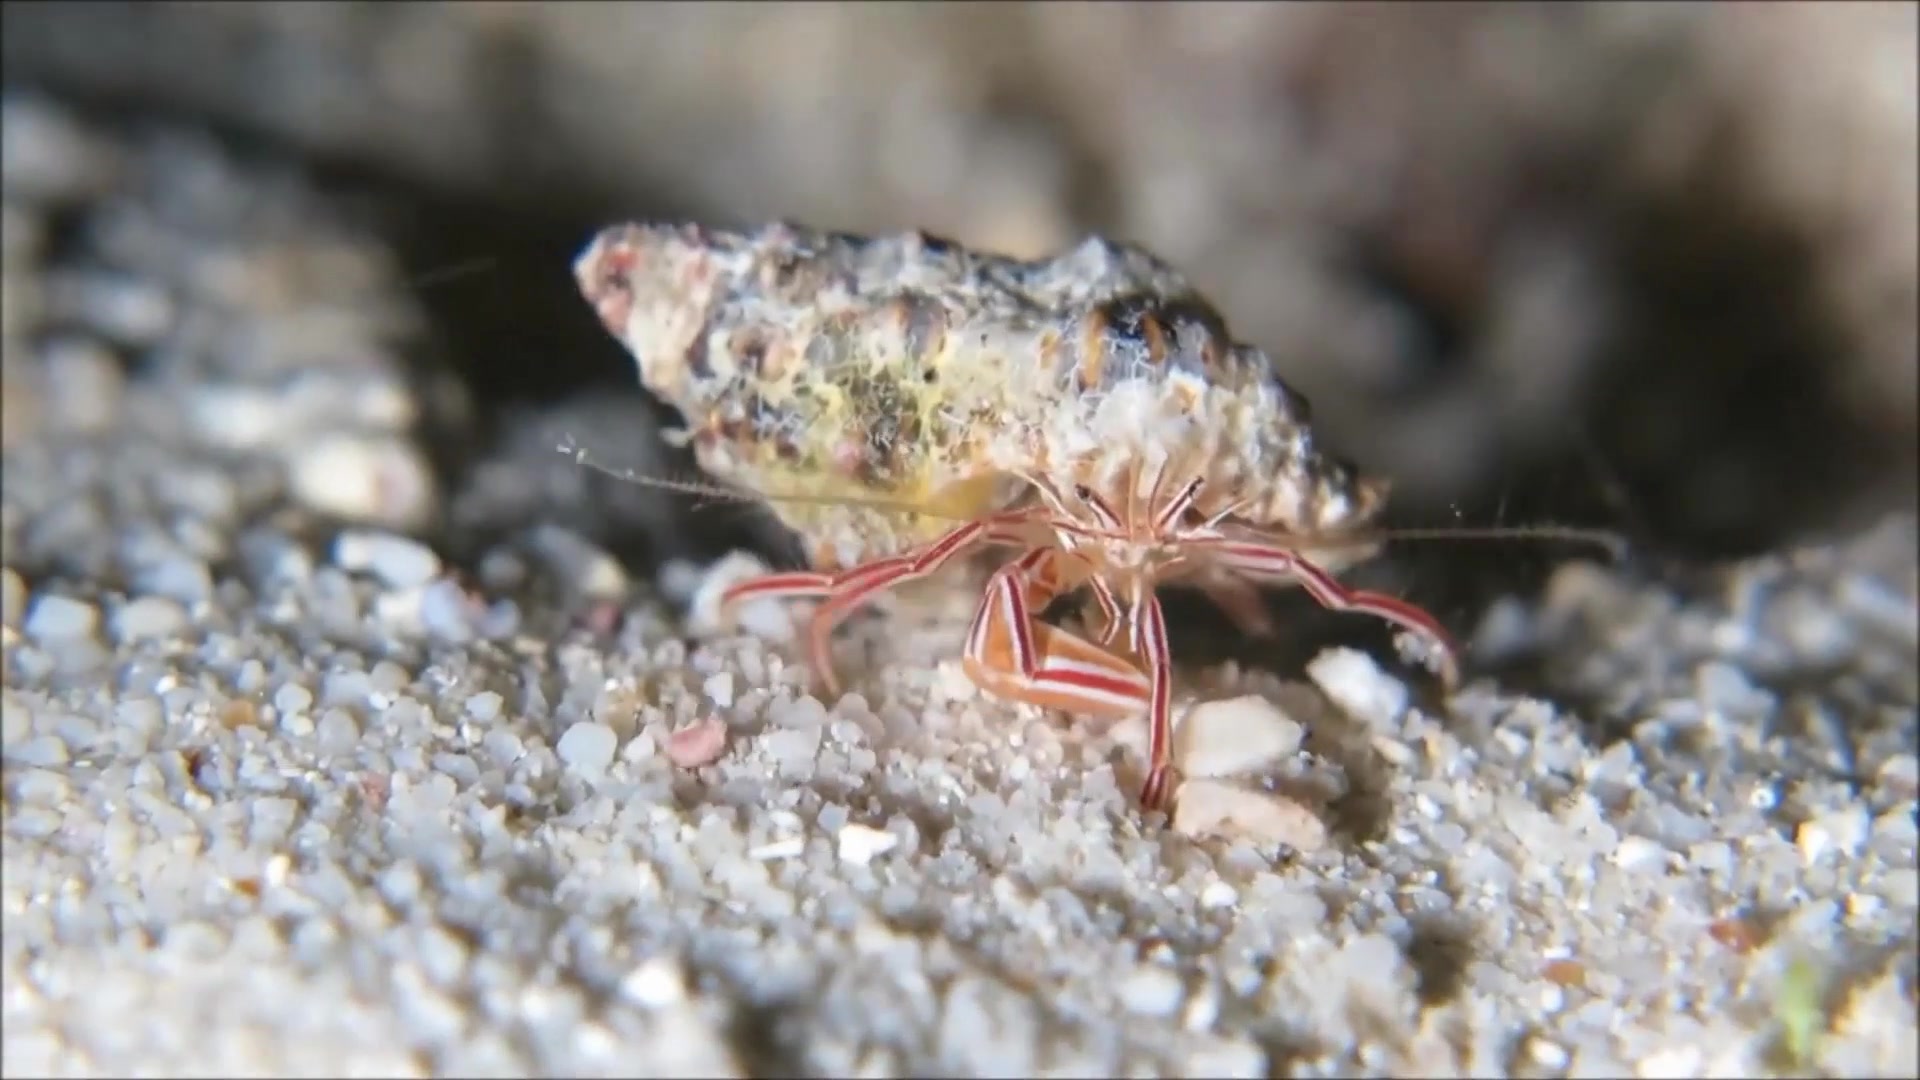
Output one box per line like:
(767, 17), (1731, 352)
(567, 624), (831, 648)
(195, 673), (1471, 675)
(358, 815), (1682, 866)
(4, 1), (1914, 603)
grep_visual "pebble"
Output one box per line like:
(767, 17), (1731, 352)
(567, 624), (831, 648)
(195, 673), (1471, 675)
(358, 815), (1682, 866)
(110, 596), (189, 643)
(344, 373), (419, 431)
(371, 587), (428, 634)
(836, 823), (900, 865)
(763, 727), (822, 774)
(315, 708), (361, 756)
(288, 434), (435, 531)
(1116, 965), (1186, 1017)
(431, 752), (479, 787)
(418, 579), (478, 643)
(6, 734), (69, 767)
(1183, 1037), (1267, 1079)
(1612, 835), (1670, 873)
(38, 335), (123, 431)
(1875, 753), (1918, 798)
(238, 528), (313, 587)
(527, 525), (628, 601)
(1795, 818), (1837, 865)
(366, 666), (407, 701)
(477, 599), (520, 640)
(749, 836), (807, 861)
(1846, 892), (1884, 920)
(1636, 1044), (1703, 1079)
(483, 730), (524, 767)
(333, 530), (442, 590)
(1, 567), (25, 627)
(1839, 573), (1920, 640)
(50, 712), (99, 751)
(1687, 840), (1734, 879)
(112, 698), (162, 744)
(322, 670), (373, 709)
(656, 559), (704, 608)
(128, 550), (214, 608)
(10, 767), (69, 804)
(155, 465), (240, 524)
(476, 550), (527, 592)
(702, 671), (736, 709)
(273, 683), (314, 715)
(1307, 648), (1409, 731)
(0, 94), (118, 200)
(183, 383), (277, 450)
(24, 593), (98, 642)
(45, 268), (174, 346)
(1199, 880), (1240, 910)
(556, 722), (618, 775)
(1527, 1037), (1572, 1071)
(1797, 805), (1870, 864)
(465, 692), (503, 723)
(620, 956), (689, 1010)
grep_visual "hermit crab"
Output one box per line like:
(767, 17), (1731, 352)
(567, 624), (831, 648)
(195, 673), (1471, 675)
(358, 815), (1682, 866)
(575, 222), (1496, 811)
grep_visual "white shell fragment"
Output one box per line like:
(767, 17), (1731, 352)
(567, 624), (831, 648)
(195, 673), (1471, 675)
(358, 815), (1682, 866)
(1307, 647), (1410, 731)
(1174, 694), (1305, 779)
(1171, 779), (1329, 850)
(619, 956), (690, 1010)
(288, 433), (436, 531)
(836, 822), (900, 865)
(332, 529), (442, 590)
(748, 836), (806, 861)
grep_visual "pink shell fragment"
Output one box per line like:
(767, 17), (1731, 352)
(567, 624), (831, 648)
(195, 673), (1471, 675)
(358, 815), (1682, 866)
(664, 717), (730, 769)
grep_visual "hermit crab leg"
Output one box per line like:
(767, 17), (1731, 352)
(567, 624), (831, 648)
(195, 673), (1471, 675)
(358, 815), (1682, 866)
(723, 513), (1033, 697)
(1150, 477), (1206, 534)
(960, 549), (1183, 812)
(1085, 576), (1127, 647)
(961, 549), (1154, 722)
(1117, 580), (1179, 812)
(1188, 538), (1460, 686)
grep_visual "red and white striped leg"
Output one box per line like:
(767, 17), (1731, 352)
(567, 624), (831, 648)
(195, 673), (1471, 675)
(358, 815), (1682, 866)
(1134, 588), (1178, 811)
(960, 549), (1184, 812)
(1078, 574), (1127, 648)
(1190, 538), (1460, 686)
(721, 514), (1029, 697)
(961, 548), (1151, 718)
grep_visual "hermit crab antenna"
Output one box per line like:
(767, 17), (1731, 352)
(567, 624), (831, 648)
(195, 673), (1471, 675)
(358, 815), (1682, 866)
(1343, 523), (1631, 562)
(557, 435), (755, 505)
(555, 437), (987, 523)
(1224, 520), (1632, 562)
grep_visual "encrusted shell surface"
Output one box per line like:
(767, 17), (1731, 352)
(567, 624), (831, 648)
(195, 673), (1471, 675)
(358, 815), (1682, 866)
(575, 221), (1385, 568)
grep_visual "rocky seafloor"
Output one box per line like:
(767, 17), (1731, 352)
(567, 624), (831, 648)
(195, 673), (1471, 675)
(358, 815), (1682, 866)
(2, 94), (1916, 1078)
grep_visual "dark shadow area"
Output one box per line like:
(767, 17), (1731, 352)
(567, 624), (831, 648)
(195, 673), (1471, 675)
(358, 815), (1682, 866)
(361, 189), (779, 574)
(1578, 164), (1911, 560)
(722, 997), (829, 1080)
(1402, 912), (1477, 1008)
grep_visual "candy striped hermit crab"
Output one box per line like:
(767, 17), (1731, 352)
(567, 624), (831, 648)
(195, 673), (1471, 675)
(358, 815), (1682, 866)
(574, 222), (1600, 812)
